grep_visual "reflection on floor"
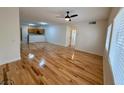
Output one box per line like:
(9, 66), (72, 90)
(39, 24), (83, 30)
(0, 42), (103, 85)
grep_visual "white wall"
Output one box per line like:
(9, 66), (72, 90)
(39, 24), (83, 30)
(46, 24), (67, 46)
(0, 8), (20, 65)
(108, 7), (121, 25)
(29, 35), (46, 42)
(21, 25), (28, 43)
(75, 20), (107, 56)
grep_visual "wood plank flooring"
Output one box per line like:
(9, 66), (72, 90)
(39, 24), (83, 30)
(0, 43), (103, 85)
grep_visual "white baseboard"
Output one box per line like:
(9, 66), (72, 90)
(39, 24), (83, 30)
(0, 56), (21, 66)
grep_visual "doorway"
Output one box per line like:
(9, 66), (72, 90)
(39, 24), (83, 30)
(70, 29), (77, 48)
(69, 28), (77, 48)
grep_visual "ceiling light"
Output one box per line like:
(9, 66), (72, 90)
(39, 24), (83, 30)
(28, 24), (35, 26)
(40, 22), (48, 25)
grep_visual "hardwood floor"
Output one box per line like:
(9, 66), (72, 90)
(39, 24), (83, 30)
(0, 43), (103, 85)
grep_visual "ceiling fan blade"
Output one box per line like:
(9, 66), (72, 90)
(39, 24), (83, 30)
(70, 14), (78, 18)
(56, 16), (64, 18)
(56, 14), (65, 18)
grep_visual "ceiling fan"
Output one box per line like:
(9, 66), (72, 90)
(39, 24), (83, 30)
(57, 11), (78, 21)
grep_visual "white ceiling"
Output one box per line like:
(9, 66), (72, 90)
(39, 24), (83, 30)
(20, 7), (111, 25)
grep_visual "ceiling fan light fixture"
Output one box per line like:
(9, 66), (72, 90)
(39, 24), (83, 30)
(57, 11), (78, 22)
(65, 15), (70, 21)
(65, 17), (70, 21)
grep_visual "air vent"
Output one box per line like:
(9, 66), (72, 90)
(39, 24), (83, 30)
(89, 21), (96, 24)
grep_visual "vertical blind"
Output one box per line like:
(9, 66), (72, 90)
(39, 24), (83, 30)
(109, 8), (124, 85)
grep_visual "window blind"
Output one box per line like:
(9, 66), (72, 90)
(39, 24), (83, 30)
(109, 8), (124, 85)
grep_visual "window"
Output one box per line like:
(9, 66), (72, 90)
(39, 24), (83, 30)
(105, 24), (112, 53)
(109, 8), (124, 84)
